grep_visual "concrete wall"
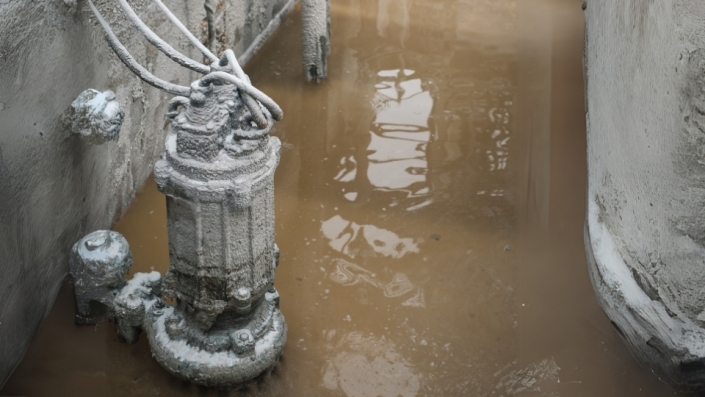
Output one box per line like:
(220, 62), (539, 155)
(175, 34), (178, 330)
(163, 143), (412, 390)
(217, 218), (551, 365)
(584, 0), (705, 390)
(0, 0), (293, 387)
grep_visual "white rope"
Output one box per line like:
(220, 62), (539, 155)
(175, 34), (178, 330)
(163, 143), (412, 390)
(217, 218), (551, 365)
(200, 72), (283, 121)
(88, 0), (191, 96)
(152, 0), (219, 63)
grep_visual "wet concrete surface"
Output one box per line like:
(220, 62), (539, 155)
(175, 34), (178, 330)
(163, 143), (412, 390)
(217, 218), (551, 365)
(0, 0), (686, 396)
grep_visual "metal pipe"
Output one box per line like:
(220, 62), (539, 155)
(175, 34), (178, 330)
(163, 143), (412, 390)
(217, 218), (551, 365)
(87, 0), (191, 96)
(301, 0), (330, 82)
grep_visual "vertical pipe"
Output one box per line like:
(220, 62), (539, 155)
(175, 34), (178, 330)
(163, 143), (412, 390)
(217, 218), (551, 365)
(302, 0), (330, 82)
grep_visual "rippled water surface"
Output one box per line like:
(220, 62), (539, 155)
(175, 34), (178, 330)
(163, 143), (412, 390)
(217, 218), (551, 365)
(2, 0), (685, 396)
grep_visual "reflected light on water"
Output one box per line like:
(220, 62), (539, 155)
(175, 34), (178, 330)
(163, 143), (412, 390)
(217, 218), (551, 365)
(321, 214), (419, 259)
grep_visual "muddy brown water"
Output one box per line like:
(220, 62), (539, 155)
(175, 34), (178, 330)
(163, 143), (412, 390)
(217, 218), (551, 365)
(1, 0), (686, 396)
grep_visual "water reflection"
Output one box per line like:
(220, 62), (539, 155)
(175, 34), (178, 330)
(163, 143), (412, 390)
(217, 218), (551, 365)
(321, 332), (421, 397)
(332, 66), (434, 207)
(321, 214), (419, 259)
(369, 71), (431, 191)
(310, 0), (520, 396)
(329, 258), (425, 307)
(311, 0), (520, 395)
(321, 214), (425, 307)
(376, 0), (411, 47)
(328, 54), (515, 215)
(493, 358), (561, 395)
(486, 105), (511, 172)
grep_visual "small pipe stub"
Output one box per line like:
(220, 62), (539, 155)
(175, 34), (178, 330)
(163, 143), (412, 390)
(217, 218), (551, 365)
(69, 230), (132, 324)
(63, 89), (124, 144)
